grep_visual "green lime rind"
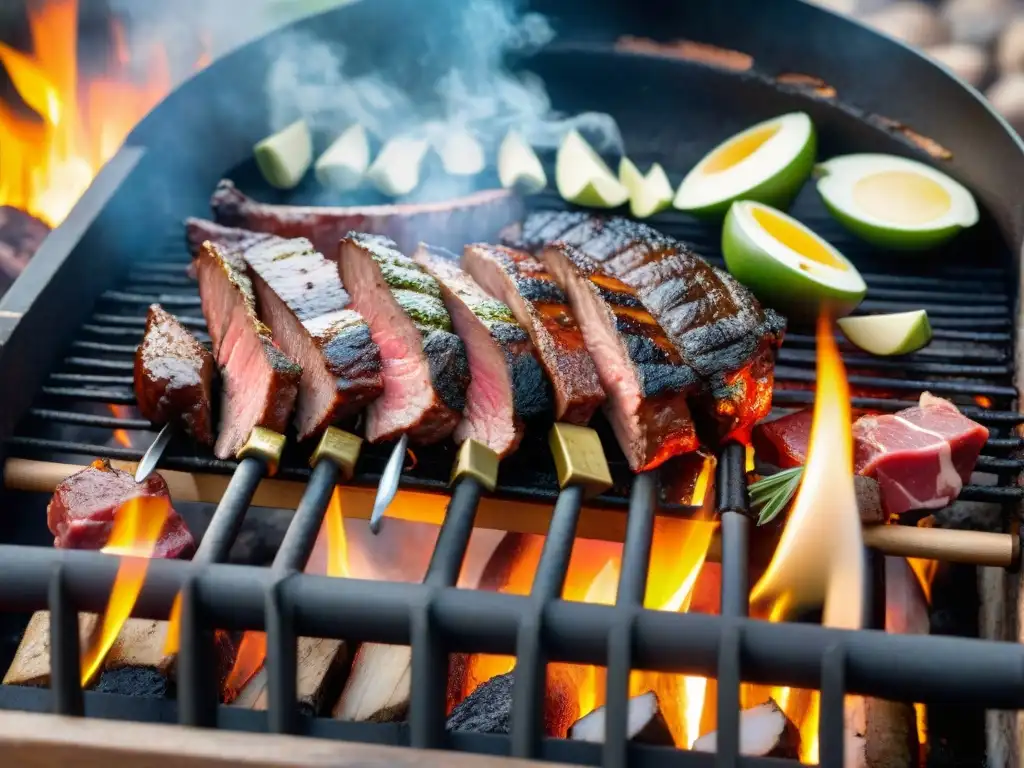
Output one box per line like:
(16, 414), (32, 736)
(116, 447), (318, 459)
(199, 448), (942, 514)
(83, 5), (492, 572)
(722, 202), (866, 322)
(254, 119), (312, 190)
(836, 310), (933, 356)
(674, 117), (817, 220)
(817, 189), (967, 251)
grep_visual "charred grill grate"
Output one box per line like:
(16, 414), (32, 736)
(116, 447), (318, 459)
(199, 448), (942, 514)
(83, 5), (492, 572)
(0, 175), (1021, 766)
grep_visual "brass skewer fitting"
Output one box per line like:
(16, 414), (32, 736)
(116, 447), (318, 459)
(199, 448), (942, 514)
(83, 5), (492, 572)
(236, 427), (287, 477)
(450, 439), (500, 492)
(549, 423), (613, 499)
(311, 427), (363, 481)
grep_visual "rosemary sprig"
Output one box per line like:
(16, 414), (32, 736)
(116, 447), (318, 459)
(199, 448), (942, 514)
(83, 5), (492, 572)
(748, 466), (804, 526)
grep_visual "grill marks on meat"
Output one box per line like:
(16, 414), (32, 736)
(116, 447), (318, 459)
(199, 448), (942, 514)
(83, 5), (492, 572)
(854, 393), (989, 516)
(47, 459), (195, 558)
(238, 231), (383, 441)
(413, 244), (550, 458)
(462, 244), (605, 426)
(196, 241), (300, 459)
(753, 393), (990, 516)
(337, 233), (469, 444)
(134, 304), (216, 445)
(541, 242), (701, 471)
(506, 212), (785, 445)
(211, 179), (524, 256)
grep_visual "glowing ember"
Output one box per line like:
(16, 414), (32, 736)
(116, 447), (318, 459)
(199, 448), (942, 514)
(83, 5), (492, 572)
(907, 557), (938, 604)
(973, 395), (992, 409)
(221, 487), (351, 700)
(81, 494), (169, 685)
(0, 0), (208, 227)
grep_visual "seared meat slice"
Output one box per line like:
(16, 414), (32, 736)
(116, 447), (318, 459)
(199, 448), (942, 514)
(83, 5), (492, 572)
(541, 242), (701, 471)
(236, 232), (383, 441)
(196, 241), (301, 459)
(462, 244), (605, 426)
(212, 179), (524, 256)
(186, 217), (272, 263)
(134, 304), (216, 445)
(413, 244), (550, 458)
(47, 459), (195, 558)
(506, 212), (786, 444)
(337, 233), (469, 444)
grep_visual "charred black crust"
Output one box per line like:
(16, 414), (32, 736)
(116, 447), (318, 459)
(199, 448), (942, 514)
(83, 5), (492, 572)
(319, 323), (383, 398)
(499, 330), (552, 420)
(262, 338), (303, 381)
(422, 329), (470, 413)
(515, 276), (568, 304)
(209, 180), (249, 229)
(597, 285), (643, 309)
(622, 333), (701, 399)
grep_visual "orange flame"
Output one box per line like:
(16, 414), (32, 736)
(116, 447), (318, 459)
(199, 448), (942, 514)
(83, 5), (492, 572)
(973, 395), (992, 409)
(108, 404), (133, 448)
(0, 0), (209, 226)
(221, 487), (350, 701)
(81, 494), (169, 686)
(907, 557), (938, 604)
(748, 311), (864, 763)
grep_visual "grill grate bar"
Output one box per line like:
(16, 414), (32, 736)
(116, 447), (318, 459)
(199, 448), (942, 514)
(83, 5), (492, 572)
(64, 358), (134, 372)
(71, 341), (142, 355)
(775, 368), (1017, 397)
(785, 330), (1012, 345)
(855, 300), (1010, 318)
(48, 373), (134, 385)
(91, 313), (207, 329)
(27, 408), (153, 430)
(100, 290), (202, 307)
(772, 392), (1024, 422)
(777, 349), (1010, 377)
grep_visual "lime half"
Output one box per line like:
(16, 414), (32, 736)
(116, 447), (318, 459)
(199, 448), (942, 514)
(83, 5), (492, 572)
(619, 158), (673, 218)
(674, 112), (816, 219)
(315, 124), (370, 191)
(254, 119), (312, 190)
(722, 200), (867, 320)
(837, 310), (932, 356)
(498, 129), (546, 194)
(556, 129), (628, 209)
(815, 153), (979, 250)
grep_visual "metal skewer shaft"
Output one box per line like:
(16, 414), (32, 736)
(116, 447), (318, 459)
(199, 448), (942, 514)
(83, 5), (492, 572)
(369, 433), (408, 535)
(134, 422), (175, 483)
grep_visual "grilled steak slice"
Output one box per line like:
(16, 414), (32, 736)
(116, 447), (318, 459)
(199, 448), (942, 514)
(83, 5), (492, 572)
(753, 393), (989, 516)
(506, 212), (786, 444)
(337, 233), (469, 444)
(186, 217), (272, 263)
(541, 242), (701, 471)
(462, 244), (605, 426)
(235, 233), (384, 441)
(212, 179), (524, 256)
(413, 244), (550, 458)
(196, 241), (301, 459)
(134, 304), (216, 446)
(47, 459), (195, 558)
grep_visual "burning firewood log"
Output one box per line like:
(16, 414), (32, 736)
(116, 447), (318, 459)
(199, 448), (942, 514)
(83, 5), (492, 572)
(567, 691), (675, 745)
(0, 206), (48, 295)
(691, 699), (800, 758)
(231, 637), (348, 715)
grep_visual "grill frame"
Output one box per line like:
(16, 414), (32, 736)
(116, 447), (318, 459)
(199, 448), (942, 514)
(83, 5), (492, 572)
(0, 0), (1022, 765)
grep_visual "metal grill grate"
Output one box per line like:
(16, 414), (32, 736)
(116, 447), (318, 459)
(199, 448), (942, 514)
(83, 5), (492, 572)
(1, 186), (1023, 765)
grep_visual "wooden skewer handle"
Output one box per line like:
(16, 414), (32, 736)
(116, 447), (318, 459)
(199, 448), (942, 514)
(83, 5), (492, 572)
(862, 524), (1019, 568)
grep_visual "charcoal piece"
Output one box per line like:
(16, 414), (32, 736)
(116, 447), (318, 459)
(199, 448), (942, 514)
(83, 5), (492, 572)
(447, 671), (515, 734)
(94, 667), (168, 698)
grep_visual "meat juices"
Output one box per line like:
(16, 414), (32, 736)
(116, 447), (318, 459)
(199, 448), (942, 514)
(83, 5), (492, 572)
(196, 240), (301, 459)
(337, 233), (469, 444)
(134, 304), (216, 445)
(505, 212), (785, 445)
(462, 244), (605, 426)
(414, 244), (551, 458)
(752, 393), (990, 516)
(211, 179), (525, 256)
(541, 242), (701, 472)
(47, 459), (195, 558)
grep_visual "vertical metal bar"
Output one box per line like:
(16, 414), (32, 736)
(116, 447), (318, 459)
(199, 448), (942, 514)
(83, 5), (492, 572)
(266, 577), (297, 735)
(48, 566), (83, 716)
(603, 471), (657, 768)
(717, 443), (749, 619)
(715, 623), (742, 768)
(423, 477), (484, 588)
(273, 461), (340, 573)
(410, 476), (484, 750)
(511, 484), (585, 758)
(865, 547), (887, 631)
(177, 575), (216, 727)
(819, 644), (847, 768)
(193, 457), (266, 563)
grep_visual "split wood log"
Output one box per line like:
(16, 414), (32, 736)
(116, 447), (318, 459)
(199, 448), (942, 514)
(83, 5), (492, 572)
(334, 532), (518, 723)
(567, 691), (674, 746)
(691, 699), (799, 759)
(232, 637), (349, 715)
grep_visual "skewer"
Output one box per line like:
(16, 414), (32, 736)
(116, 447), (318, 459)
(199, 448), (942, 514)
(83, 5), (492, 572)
(133, 423), (175, 482)
(369, 433), (408, 535)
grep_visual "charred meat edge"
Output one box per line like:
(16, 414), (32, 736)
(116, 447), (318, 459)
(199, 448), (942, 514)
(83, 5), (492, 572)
(414, 244), (551, 458)
(240, 233), (384, 441)
(196, 240), (301, 459)
(540, 242), (701, 472)
(462, 243), (605, 426)
(211, 179), (525, 256)
(336, 233), (469, 445)
(134, 303), (216, 446)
